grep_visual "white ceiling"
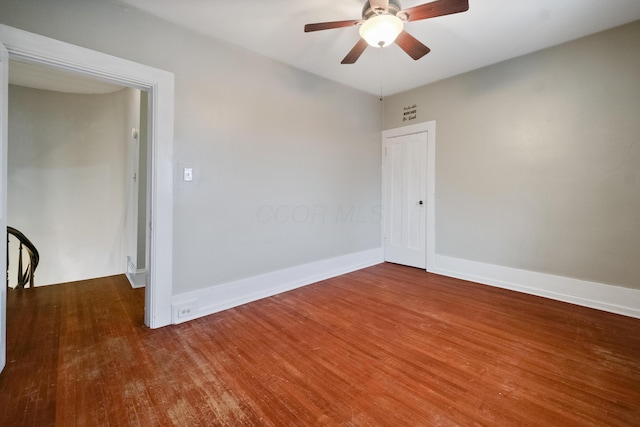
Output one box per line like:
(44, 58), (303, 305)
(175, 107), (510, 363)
(118, 0), (640, 96)
(9, 59), (124, 94)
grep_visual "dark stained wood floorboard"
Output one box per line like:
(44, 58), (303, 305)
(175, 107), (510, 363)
(0, 264), (639, 426)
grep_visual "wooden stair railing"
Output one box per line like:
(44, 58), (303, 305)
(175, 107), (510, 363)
(7, 226), (40, 289)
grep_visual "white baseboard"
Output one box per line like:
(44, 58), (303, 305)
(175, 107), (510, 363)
(432, 254), (640, 319)
(171, 248), (384, 324)
(126, 257), (146, 289)
(171, 248), (639, 324)
(126, 270), (146, 289)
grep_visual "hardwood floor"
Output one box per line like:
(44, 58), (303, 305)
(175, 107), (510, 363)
(1, 264), (639, 426)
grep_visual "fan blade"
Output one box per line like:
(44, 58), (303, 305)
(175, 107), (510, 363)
(341, 38), (369, 64)
(370, 0), (390, 13)
(305, 20), (361, 32)
(401, 0), (469, 22)
(395, 31), (431, 60)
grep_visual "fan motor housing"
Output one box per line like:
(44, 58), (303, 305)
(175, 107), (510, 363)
(362, 0), (403, 20)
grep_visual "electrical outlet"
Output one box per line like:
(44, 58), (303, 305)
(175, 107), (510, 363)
(178, 306), (194, 318)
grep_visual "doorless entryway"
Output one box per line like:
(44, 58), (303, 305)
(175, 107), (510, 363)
(0, 25), (175, 373)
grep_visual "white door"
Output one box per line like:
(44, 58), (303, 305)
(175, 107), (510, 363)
(383, 132), (428, 269)
(0, 41), (8, 373)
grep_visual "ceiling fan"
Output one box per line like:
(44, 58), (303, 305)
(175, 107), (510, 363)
(304, 0), (469, 64)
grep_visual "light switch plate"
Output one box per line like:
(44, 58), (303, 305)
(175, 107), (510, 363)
(183, 167), (193, 182)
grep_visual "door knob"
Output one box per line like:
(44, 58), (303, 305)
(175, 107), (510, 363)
(418, 200), (424, 205)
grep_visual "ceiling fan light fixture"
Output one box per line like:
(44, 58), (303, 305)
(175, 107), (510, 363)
(359, 14), (403, 47)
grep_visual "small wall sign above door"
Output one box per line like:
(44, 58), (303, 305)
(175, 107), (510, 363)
(403, 104), (418, 122)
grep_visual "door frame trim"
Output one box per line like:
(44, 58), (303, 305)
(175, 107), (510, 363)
(0, 40), (8, 373)
(382, 121), (436, 271)
(0, 24), (174, 328)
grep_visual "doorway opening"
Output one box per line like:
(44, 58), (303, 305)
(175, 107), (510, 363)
(6, 58), (148, 290)
(0, 25), (174, 330)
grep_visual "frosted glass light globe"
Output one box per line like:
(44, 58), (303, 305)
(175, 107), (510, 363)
(359, 14), (404, 47)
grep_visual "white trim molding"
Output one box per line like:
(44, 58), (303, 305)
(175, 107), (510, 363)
(433, 254), (640, 319)
(126, 271), (147, 289)
(0, 39), (9, 374)
(0, 25), (174, 328)
(171, 248), (384, 324)
(126, 257), (146, 289)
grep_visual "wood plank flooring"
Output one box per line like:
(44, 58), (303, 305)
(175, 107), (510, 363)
(1, 263), (639, 426)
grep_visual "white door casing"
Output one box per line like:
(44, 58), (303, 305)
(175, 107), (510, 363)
(126, 116), (140, 275)
(0, 41), (8, 373)
(0, 25), (174, 329)
(382, 121), (436, 271)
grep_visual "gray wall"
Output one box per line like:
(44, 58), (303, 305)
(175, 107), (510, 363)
(8, 85), (138, 285)
(384, 21), (640, 290)
(0, 0), (382, 294)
